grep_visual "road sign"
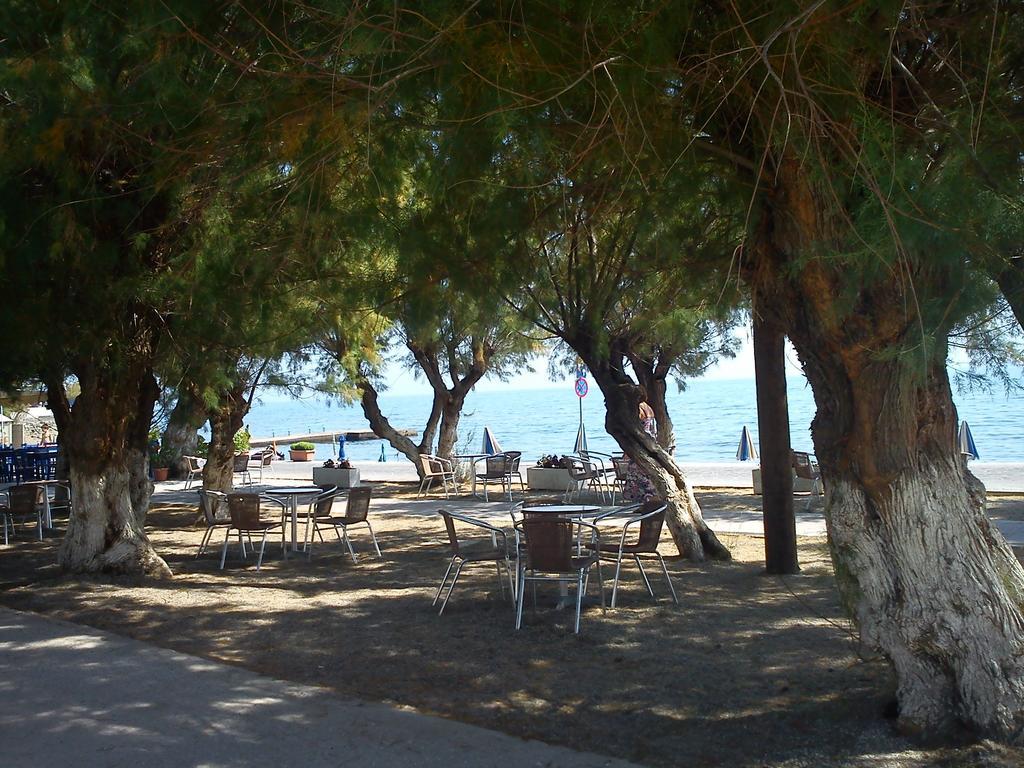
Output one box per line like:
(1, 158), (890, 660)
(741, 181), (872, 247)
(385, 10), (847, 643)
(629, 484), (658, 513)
(574, 377), (589, 398)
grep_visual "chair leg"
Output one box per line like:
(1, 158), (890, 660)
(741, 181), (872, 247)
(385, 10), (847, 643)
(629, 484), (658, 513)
(196, 528), (213, 558)
(596, 562), (606, 611)
(438, 561), (466, 615)
(574, 571), (585, 633)
(433, 556), (458, 606)
(255, 531), (269, 571)
(634, 555), (656, 598)
(657, 553), (679, 604)
(495, 561), (506, 597)
(504, 558), (516, 601)
(342, 526), (357, 563)
(515, 570), (527, 629)
(364, 521), (382, 558)
(610, 550), (626, 608)
(219, 528), (232, 569)
(417, 478), (427, 498)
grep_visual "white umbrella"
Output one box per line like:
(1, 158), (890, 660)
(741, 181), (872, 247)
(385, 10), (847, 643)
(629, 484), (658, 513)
(958, 420), (979, 460)
(482, 426), (502, 455)
(736, 425), (758, 461)
(573, 423), (589, 454)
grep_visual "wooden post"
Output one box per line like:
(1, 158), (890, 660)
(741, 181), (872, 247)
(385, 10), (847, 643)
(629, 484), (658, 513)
(753, 313), (799, 574)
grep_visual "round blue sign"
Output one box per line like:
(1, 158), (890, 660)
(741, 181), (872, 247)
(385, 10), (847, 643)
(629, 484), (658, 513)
(575, 378), (589, 398)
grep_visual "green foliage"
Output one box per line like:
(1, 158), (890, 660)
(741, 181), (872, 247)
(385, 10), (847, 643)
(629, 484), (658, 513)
(289, 441), (315, 452)
(233, 427), (251, 454)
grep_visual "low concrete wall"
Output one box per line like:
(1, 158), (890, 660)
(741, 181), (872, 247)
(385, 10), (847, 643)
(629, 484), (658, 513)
(527, 467), (575, 492)
(312, 467), (361, 488)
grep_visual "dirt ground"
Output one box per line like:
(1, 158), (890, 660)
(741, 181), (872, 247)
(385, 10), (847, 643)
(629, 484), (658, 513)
(2, 487), (1024, 768)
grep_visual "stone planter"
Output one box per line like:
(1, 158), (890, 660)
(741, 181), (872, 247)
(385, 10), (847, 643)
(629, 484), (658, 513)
(527, 466), (575, 492)
(289, 450), (316, 462)
(312, 466), (360, 488)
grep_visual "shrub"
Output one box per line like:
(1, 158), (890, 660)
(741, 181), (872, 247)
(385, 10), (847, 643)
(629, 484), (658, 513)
(233, 426), (251, 454)
(290, 441), (316, 452)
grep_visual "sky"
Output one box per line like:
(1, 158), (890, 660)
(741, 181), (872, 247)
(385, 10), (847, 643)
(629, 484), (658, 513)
(382, 329), (808, 395)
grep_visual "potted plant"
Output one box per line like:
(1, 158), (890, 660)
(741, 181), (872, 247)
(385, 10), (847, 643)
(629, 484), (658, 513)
(150, 444), (174, 482)
(312, 457), (360, 488)
(289, 441), (316, 462)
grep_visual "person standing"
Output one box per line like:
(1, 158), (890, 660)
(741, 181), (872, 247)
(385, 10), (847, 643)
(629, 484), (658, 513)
(622, 401), (658, 502)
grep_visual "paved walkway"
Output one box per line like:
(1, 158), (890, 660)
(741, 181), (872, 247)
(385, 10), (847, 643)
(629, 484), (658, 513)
(0, 607), (640, 768)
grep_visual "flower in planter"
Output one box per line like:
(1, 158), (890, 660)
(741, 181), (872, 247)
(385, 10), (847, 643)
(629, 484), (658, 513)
(536, 454), (569, 469)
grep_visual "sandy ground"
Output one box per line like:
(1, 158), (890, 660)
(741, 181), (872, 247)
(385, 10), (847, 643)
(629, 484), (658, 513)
(1, 485), (1023, 768)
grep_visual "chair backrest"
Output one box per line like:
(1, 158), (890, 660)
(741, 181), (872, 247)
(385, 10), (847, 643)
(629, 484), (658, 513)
(420, 454), (442, 477)
(566, 456), (595, 481)
(522, 517), (574, 572)
(312, 485), (338, 517)
(438, 510), (461, 553)
(484, 454), (509, 476)
(611, 457), (630, 481)
(197, 489), (227, 525)
(232, 454), (250, 472)
(504, 451), (522, 472)
(226, 493), (262, 528)
(634, 498), (668, 551)
(260, 451), (274, 467)
(791, 451), (819, 480)
(9, 484), (43, 514)
(185, 456), (202, 472)
(344, 486), (372, 522)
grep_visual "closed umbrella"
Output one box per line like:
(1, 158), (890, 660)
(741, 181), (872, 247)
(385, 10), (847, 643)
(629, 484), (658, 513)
(958, 420), (979, 460)
(573, 422), (589, 454)
(378, 443), (387, 462)
(482, 426), (502, 455)
(736, 425), (758, 461)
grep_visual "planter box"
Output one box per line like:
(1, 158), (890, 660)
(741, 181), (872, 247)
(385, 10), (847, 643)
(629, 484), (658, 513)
(312, 466), (360, 488)
(752, 468), (819, 495)
(527, 466), (576, 492)
(289, 450), (316, 462)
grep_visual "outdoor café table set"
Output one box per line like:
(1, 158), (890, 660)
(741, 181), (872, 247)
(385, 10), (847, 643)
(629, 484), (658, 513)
(434, 499), (678, 633)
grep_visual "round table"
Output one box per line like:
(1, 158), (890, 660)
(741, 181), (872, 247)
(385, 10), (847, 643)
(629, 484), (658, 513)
(521, 504), (601, 517)
(263, 486), (331, 558)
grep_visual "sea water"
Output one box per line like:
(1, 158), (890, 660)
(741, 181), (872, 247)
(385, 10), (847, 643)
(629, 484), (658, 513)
(241, 376), (1024, 463)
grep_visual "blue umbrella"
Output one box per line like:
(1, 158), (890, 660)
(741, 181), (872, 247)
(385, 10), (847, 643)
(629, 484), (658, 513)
(482, 426), (502, 455)
(958, 420), (979, 460)
(573, 422), (588, 454)
(736, 425), (758, 461)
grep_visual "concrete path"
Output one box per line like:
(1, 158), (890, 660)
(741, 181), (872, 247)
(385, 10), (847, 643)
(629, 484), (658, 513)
(0, 607), (640, 768)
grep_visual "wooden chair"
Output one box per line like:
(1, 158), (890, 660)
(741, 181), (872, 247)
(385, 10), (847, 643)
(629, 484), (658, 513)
(219, 493), (282, 571)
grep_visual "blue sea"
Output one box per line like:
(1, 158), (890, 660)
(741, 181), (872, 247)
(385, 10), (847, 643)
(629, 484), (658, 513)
(240, 376), (1024, 463)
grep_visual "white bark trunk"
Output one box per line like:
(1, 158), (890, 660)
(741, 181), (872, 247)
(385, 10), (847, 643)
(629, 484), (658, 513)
(59, 465), (172, 577)
(826, 458), (1024, 739)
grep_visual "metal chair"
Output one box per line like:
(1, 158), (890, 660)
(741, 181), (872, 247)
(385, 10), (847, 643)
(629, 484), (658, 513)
(434, 509), (515, 614)
(563, 456), (607, 503)
(298, 485), (343, 557)
(6, 484), (45, 541)
(610, 457), (630, 504)
(219, 493), (283, 571)
(183, 456), (205, 491)
(473, 453), (516, 501)
(232, 453), (252, 486)
(311, 487), (381, 563)
(792, 451), (823, 510)
(515, 516), (605, 634)
(195, 488), (229, 558)
(417, 454), (459, 498)
(594, 499), (677, 608)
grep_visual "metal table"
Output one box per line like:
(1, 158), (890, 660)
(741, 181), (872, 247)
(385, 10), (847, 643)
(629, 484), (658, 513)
(262, 486), (330, 558)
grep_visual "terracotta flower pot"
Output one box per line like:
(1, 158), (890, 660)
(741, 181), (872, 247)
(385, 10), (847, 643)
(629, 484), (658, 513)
(153, 467), (170, 482)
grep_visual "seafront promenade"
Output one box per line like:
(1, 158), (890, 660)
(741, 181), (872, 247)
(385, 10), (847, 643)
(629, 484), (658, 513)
(246, 458), (1024, 493)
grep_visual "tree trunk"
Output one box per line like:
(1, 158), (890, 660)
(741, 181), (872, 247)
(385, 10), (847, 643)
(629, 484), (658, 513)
(359, 381), (430, 478)
(162, 388), (207, 478)
(48, 364), (171, 577)
(436, 391), (469, 459)
(127, 370), (160, 525)
(572, 338), (729, 561)
(752, 313), (798, 574)
(747, 158), (1024, 741)
(203, 386), (247, 492)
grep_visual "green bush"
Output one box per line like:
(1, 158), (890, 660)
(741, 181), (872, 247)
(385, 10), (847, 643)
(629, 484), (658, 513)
(233, 426), (251, 454)
(290, 441), (315, 452)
